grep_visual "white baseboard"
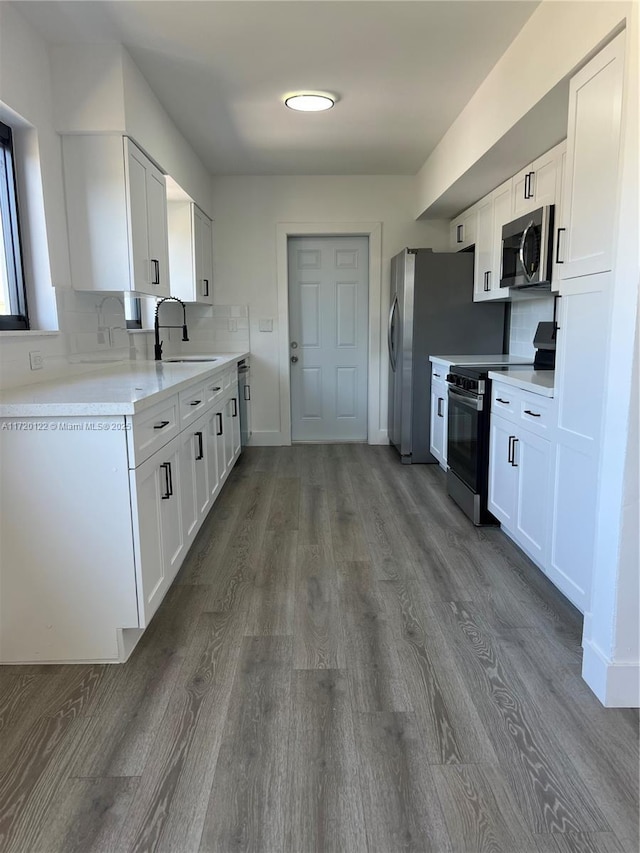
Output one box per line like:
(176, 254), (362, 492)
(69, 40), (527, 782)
(582, 638), (640, 707)
(368, 428), (389, 446)
(249, 431), (288, 447)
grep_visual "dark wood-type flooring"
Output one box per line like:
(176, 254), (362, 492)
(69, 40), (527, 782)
(1, 445), (638, 853)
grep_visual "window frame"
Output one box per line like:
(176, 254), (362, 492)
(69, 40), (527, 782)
(0, 120), (29, 330)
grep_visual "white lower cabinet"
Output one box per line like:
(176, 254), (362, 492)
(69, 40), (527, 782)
(131, 435), (185, 627)
(0, 366), (242, 664)
(489, 383), (555, 575)
(429, 380), (448, 468)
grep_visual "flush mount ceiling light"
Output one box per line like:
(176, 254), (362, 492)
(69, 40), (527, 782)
(284, 92), (337, 112)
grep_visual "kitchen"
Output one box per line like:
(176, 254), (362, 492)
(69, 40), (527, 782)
(0, 1), (638, 851)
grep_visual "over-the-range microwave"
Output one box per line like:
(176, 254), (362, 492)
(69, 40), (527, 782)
(500, 205), (554, 291)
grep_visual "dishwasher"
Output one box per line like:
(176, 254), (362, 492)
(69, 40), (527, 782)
(237, 358), (251, 447)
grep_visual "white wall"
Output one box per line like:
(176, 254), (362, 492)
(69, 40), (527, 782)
(415, 0), (631, 217)
(210, 175), (449, 442)
(0, 6), (216, 389)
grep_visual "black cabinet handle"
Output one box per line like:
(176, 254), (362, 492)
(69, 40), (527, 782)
(154, 420), (170, 430)
(203, 279), (209, 297)
(496, 398), (510, 405)
(190, 400), (202, 406)
(232, 398), (238, 417)
(508, 436), (514, 464)
(160, 462), (172, 499)
(484, 271), (491, 292)
(211, 386), (221, 393)
(523, 173), (530, 200)
(437, 397), (444, 418)
(433, 372), (441, 378)
(151, 259), (160, 285)
(556, 227), (566, 263)
(244, 385), (251, 401)
(524, 409), (541, 417)
(195, 431), (204, 460)
(216, 412), (223, 436)
(456, 223), (463, 244)
(511, 438), (519, 467)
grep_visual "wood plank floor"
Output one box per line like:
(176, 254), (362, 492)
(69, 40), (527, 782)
(0, 445), (638, 853)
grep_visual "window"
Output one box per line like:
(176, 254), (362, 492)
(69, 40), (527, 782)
(0, 121), (29, 330)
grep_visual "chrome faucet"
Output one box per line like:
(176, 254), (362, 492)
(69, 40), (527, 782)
(154, 296), (189, 361)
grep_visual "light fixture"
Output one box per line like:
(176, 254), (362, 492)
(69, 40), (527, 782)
(284, 92), (336, 112)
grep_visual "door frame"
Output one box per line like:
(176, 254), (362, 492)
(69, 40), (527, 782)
(276, 222), (383, 446)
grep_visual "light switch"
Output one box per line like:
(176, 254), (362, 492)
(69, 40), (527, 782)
(259, 318), (273, 332)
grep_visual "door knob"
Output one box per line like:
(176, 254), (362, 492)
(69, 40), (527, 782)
(291, 341), (298, 349)
(291, 355), (298, 363)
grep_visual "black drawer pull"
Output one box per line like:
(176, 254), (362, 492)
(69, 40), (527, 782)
(496, 398), (510, 405)
(433, 372), (441, 378)
(524, 409), (541, 417)
(151, 259), (160, 285)
(195, 431), (204, 460)
(211, 386), (221, 393)
(232, 398), (238, 417)
(190, 400), (202, 406)
(154, 420), (170, 430)
(160, 462), (172, 499)
(216, 412), (223, 436)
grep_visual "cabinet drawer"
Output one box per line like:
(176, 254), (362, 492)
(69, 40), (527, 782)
(223, 368), (236, 390)
(179, 382), (207, 427)
(431, 363), (447, 384)
(491, 383), (519, 420)
(518, 394), (556, 436)
(205, 374), (225, 404)
(127, 396), (179, 468)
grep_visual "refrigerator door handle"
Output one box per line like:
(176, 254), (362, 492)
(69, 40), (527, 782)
(388, 295), (398, 372)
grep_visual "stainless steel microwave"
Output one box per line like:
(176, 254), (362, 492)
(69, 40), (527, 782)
(500, 205), (554, 290)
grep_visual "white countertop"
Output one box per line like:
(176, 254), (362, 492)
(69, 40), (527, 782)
(489, 368), (555, 398)
(0, 352), (249, 417)
(429, 354), (533, 368)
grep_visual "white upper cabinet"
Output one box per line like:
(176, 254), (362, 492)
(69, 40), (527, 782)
(557, 32), (625, 284)
(62, 135), (170, 295)
(512, 143), (564, 219)
(450, 205), (477, 251)
(167, 200), (214, 304)
(473, 179), (512, 302)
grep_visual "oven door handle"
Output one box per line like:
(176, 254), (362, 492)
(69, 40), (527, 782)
(448, 386), (483, 412)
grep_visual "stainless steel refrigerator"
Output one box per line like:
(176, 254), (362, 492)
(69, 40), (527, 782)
(388, 248), (506, 463)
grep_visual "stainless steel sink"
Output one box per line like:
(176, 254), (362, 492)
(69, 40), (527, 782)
(164, 357), (219, 363)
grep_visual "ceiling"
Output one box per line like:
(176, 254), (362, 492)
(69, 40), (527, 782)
(15, 0), (540, 177)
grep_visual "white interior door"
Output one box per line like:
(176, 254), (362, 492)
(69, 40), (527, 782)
(289, 236), (368, 442)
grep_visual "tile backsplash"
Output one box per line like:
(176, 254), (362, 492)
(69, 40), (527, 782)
(0, 289), (250, 391)
(508, 296), (556, 358)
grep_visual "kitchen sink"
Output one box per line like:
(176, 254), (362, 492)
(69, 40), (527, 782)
(163, 356), (219, 363)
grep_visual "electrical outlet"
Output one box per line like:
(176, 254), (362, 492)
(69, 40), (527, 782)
(29, 351), (43, 370)
(259, 318), (274, 332)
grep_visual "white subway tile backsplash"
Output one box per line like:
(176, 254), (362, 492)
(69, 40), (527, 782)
(508, 296), (555, 359)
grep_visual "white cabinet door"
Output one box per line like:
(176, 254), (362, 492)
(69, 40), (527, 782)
(224, 390), (240, 468)
(205, 406), (221, 502)
(551, 143), (567, 291)
(194, 206), (214, 304)
(473, 196), (494, 301)
(178, 427), (200, 548)
(450, 206), (477, 251)
(558, 32), (624, 282)
(131, 437), (183, 626)
(125, 141), (151, 293)
(158, 441), (185, 586)
(146, 163), (171, 298)
(491, 180), (512, 292)
(213, 402), (228, 487)
(429, 384), (447, 467)
(488, 414), (518, 527)
(513, 428), (551, 564)
(193, 421), (211, 521)
(512, 143), (563, 219)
